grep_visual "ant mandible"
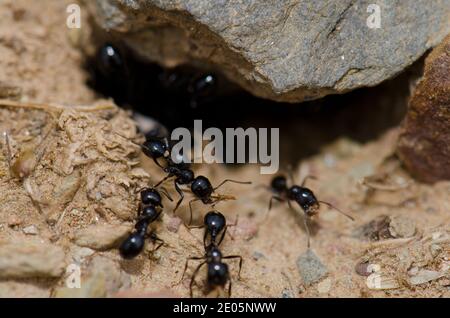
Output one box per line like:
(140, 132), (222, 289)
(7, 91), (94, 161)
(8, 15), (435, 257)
(268, 174), (354, 248)
(179, 211), (242, 297)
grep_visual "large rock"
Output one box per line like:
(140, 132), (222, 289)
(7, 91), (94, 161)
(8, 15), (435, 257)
(87, 0), (450, 102)
(397, 34), (450, 183)
(73, 223), (131, 251)
(0, 239), (66, 279)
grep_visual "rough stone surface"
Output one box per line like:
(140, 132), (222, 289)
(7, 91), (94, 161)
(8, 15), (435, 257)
(88, 0), (450, 102)
(0, 239), (66, 278)
(397, 34), (450, 183)
(297, 249), (328, 286)
(53, 255), (131, 297)
(73, 223), (131, 251)
(388, 216), (416, 238)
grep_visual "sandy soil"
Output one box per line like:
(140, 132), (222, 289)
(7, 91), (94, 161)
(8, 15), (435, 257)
(0, 0), (448, 298)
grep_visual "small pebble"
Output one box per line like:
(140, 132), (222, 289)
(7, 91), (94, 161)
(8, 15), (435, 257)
(317, 278), (332, 294)
(409, 269), (444, 285)
(355, 261), (372, 276)
(7, 215), (22, 227)
(281, 288), (293, 298)
(232, 219), (258, 241)
(71, 247), (95, 264)
(22, 225), (39, 235)
(388, 215), (416, 238)
(165, 215), (182, 233)
(54, 256), (131, 298)
(252, 251), (265, 261)
(0, 239), (66, 278)
(296, 249), (328, 286)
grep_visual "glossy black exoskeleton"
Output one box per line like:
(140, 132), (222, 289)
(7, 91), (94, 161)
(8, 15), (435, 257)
(268, 174), (354, 248)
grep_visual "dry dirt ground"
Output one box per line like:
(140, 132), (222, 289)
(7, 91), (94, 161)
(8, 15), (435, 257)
(0, 0), (448, 298)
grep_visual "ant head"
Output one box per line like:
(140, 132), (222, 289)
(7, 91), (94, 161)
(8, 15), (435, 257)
(140, 205), (159, 223)
(191, 176), (213, 200)
(207, 262), (229, 287)
(119, 232), (145, 259)
(288, 186), (319, 216)
(204, 211), (226, 235)
(271, 175), (287, 192)
(142, 139), (167, 159)
(98, 43), (124, 76)
(140, 188), (163, 207)
(176, 169), (194, 184)
(188, 74), (217, 96)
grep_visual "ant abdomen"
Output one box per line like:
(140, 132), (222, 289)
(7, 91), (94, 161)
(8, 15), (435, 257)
(207, 262), (229, 287)
(140, 188), (163, 207)
(142, 139), (167, 160)
(119, 232), (146, 259)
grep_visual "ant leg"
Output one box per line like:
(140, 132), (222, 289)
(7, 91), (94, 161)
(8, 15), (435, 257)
(158, 187), (173, 202)
(264, 195), (284, 221)
(269, 195), (284, 211)
(152, 157), (164, 169)
(303, 216), (311, 249)
(189, 261), (207, 298)
(152, 241), (164, 253)
(227, 278), (232, 298)
(318, 200), (355, 221)
(155, 175), (173, 187)
(114, 132), (166, 169)
(223, 214), (239, 242)
(223, 255), (243, 280)
(286, 164), (296, 184)
(287, 199), (293, 210)
(188, 198), (200, 226)
(147, 232), (165, 252)
(173, 181), (184, 213)
(217, 226), (228, 247)
(177, 256), (205, 284)
(213, 179), (252, 191)
(217, 214), (239, 246)
(301, 175), (317, 187)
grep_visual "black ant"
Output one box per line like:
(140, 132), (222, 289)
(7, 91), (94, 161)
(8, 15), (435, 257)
(187, 74), (218, 109)
(119, 187), (171, 259)
(114, 131), (170, 169)
(268, 174), (354, 248)
(97, 43), (125, 77)
(155, 163), (250, 224)
(186, 210), (237, 248)
(179, 211), (242, 297)
(116, 128), (251, 223)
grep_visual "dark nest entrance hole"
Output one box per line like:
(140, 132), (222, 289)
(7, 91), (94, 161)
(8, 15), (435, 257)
(84, 40), (419, 166)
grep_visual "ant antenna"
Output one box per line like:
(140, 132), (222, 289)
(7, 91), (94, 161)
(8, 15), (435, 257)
(318, 200), (355, 221)
(286, 164), (296, 184)
(301, 175), (317, 187)
(114, 131), (166, 169)
(114, 131), (141, 146)
(158, 187), (173, 202)
(213, 179), (252, 191)
(303, 216), (311, 249)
